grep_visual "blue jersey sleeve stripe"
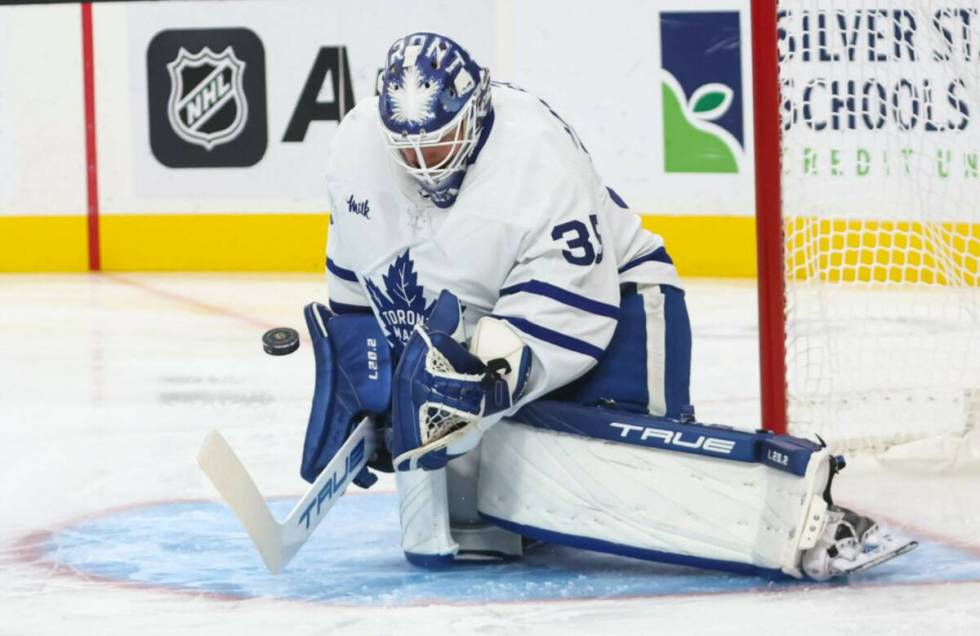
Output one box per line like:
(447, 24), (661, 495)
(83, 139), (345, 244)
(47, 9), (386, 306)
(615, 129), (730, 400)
(618, 247), (674, 273)
(492, 315), (605, 361)
(606, 186), (629, 209)
(499, 280), (619, 319)
(328, 299), (373, 315)
(326, 257), (359, 282)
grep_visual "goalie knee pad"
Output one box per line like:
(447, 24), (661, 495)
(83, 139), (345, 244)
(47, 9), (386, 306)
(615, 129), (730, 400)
(477, 401), (835, 579)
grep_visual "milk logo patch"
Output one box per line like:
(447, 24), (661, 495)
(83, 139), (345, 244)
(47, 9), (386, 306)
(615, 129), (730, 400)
(147, 28), (267, 168)
(346, 194), (371, 218)
(166, 46), (247, 150)
(659, 11), (745, 173)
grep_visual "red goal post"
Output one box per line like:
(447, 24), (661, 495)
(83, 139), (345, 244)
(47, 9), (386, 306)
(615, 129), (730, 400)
(751, 0), (789, 436)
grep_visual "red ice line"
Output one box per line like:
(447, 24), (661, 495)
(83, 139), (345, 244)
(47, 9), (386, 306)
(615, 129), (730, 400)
(104, 273), (282, 332)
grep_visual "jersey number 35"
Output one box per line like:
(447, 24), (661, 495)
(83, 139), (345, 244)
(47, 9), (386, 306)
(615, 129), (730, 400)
(552, 214), (603, 266)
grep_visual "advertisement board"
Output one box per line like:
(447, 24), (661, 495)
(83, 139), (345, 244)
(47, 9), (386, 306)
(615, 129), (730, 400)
(779, 0), (980, 222)
(3, 0), (901, 274)
(0, 3), (89, 270)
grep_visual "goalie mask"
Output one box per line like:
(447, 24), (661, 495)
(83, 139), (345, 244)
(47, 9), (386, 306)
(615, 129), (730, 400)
(377, 32), (492, 208)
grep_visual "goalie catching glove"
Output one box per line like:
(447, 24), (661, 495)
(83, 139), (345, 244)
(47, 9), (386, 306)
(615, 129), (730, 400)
(391, 290), (531, 471)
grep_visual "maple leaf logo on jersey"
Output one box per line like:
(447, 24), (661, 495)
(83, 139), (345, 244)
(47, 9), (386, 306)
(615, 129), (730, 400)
(388, 66), (438, 126)
(365, 250), (436, 356)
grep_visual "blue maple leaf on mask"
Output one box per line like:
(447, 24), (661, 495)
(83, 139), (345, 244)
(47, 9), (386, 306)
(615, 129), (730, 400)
(365, 250), (436, 356)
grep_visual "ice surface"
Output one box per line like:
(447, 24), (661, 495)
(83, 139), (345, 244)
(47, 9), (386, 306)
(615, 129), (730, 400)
(1, 274), (979, 635)
(30, 495), (980, 605)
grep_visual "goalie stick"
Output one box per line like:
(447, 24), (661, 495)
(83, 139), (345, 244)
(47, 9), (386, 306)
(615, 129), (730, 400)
(197, 416), (377, 574)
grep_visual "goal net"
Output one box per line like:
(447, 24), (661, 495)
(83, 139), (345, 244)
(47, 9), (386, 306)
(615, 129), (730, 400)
(760, 0), (980, 459)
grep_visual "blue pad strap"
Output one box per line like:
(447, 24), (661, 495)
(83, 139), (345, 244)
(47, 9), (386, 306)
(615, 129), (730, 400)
(514, 401), (822, 477)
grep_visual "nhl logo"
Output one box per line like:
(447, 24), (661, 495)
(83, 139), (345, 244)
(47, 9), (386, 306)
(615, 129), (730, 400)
(166, 46), (248, 151)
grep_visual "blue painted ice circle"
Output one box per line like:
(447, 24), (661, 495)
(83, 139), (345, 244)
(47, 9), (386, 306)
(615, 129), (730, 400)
(40, 493), (980, 605)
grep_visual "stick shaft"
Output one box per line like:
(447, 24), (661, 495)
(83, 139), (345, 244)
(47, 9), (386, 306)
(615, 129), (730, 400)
(281, 418), (377, 562)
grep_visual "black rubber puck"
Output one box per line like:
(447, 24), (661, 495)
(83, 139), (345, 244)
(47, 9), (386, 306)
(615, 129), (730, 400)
(262, 327), (300, 356)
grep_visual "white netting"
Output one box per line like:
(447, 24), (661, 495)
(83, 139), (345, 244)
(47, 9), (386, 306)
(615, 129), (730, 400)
(777, 0), (980, 455)
(421, 405), (471, 445)
(418, 332), (479, 445)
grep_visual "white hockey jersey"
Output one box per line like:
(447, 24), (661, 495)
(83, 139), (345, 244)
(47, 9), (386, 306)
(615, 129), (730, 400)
(324, 83), (680, 410)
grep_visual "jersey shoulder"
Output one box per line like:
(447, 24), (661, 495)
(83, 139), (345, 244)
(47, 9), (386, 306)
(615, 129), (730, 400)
(486, 85), (592, 172)
(460, 85), (599, 229)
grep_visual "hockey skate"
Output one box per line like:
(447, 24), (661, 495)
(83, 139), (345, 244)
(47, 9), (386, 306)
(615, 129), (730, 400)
(801, 506), (918, 581)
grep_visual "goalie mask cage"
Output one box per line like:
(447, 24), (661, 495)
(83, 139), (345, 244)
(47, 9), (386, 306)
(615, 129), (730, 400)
(752, 0), (980, 457)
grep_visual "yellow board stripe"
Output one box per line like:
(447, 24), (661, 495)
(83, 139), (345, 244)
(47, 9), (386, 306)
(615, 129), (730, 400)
(641, 214), (758, 278)
(99, 213), (330, 272)
(0, 216), (89, 272)
(1, 213), (759, 275)
(2, 213), (977, 285)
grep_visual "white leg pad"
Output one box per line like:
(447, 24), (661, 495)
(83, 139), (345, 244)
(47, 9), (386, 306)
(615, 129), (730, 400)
(446, 443), (523, 559)
(446, 440), (483, 524)
(477, 419), (831, 577)
(396, 447), (523, 564)
(396, 468), (458, 561)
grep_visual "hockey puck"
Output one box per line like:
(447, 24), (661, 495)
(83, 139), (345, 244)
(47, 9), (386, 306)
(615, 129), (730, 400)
(262, 327), (300, 356)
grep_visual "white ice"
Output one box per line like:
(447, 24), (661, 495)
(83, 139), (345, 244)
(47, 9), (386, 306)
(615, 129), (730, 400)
(1, 274), (978, 635)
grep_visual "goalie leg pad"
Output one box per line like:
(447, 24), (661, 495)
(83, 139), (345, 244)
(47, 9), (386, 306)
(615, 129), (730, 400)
(477, 402), (832, 578)
(397, 442), (523, 567)
(396, 468), (458, 567)
(445, 442), (524, 560)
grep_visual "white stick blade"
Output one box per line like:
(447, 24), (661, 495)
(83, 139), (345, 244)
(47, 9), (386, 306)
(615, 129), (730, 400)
(197, 430), (284, 573)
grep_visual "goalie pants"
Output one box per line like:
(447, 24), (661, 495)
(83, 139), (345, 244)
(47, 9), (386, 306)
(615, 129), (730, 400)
(549, 283), (691, 418)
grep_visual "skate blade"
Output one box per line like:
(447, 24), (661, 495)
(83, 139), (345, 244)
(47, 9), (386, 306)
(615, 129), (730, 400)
(840, 538), (919, 576)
